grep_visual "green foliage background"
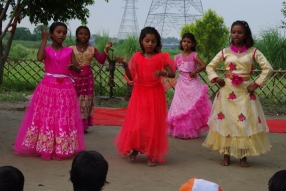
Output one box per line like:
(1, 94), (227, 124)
(181, 9), (229, 63)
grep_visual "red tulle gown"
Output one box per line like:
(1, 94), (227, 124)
(114, 52), (173, 163)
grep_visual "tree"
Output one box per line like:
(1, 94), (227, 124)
(13, 27), (32, 40)
(181, 9), (229, 63)
(0, 0), (109, 84)
(282, 1), (286, 28)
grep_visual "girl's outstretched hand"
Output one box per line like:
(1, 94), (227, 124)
(115, 55), (125, 63)
(67, 64), (81, 73)
(104, 41), (113, 56)
(216, 78), (225, 87)
(41, 26), (49, 41)
(105, 41), (113, 49)
(67, 64), (75, 70)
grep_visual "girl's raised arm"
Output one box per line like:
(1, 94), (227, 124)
(115, 55), (133, 81)
(37, 26), (48, 61)
(206, 50), (225, 87)
(189, 54), (206, 78)
(195, 55), (206, 73)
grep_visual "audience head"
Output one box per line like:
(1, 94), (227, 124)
(268, 170), (286, 191)
(70, 150), (109, 191)
(0, 166), (24, 191)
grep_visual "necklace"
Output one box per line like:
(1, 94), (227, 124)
(52, 47), (63, 56)
(77, 45), (88, 51)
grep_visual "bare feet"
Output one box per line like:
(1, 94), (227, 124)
(128, 150), (138, 162)
(240, 157), (250, 167)
(220, 154), (230, 166)
(147, 158), (156, 167)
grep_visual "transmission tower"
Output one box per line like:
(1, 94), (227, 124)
(117, 0), (140, 39)
(144, 0), (203, 38)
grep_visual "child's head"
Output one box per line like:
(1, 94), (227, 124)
(0, 166), (24, 191)
(49, 22), (67, 41)
(268, 170), (286, 191)
(139, 26), (162, 54)
(179, 33), (197, 52)
(230, 20), (254, 48)
(70, 150), (109, 191)
(75, 26), (91, 44)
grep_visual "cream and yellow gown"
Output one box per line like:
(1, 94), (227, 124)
(203, 46), (273, 158)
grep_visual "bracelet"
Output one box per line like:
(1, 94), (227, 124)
(123, 64), (128, 69)
(165, 71), (168, 77)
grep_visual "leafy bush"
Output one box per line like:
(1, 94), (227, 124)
(13, 44), (30, 58)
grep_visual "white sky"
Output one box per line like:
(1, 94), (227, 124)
(4, 0), (286, 38)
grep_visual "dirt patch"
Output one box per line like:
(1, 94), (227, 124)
(0, 100), (285, 191)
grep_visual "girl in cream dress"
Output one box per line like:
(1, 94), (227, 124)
(203, 20), (273, 167)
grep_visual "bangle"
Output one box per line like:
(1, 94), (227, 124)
(123, 64), (128, 69)
(165, 71), (168, 77)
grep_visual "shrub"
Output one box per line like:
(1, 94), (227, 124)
(13, 44), (30, 58)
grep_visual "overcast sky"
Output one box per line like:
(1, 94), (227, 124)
(6, 0), (286, 38)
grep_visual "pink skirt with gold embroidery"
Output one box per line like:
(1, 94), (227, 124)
(14, 76), (86, 160)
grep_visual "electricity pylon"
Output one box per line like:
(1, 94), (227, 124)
(144, 0), (203, 37)
(117, 0), (140, 39)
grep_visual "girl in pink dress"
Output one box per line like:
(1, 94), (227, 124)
(14, 22), (86, 160)
(167, 33), (212, 139)
(70, 26), (112, 132)
(114, 27), (175, 167)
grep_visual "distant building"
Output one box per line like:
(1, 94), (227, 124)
(162, 43), (179, 50)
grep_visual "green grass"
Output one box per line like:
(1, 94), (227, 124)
(0, 81), (35, 101)
(255, 27), (286, 70)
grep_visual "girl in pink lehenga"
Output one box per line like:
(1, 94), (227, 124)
(167, 33), (212, 139)
(70, 26), (113, 132)
(14, 22), (86, 160)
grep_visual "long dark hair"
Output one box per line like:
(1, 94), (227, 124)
(49, 22), (67, 39)
(75, 26), (91, 44)
(139, 26), (162, 53)
(179, 33), (197, 51)
(230, 20), (254, 48)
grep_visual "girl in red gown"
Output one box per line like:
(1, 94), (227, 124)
(114, 27), (175, 167)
